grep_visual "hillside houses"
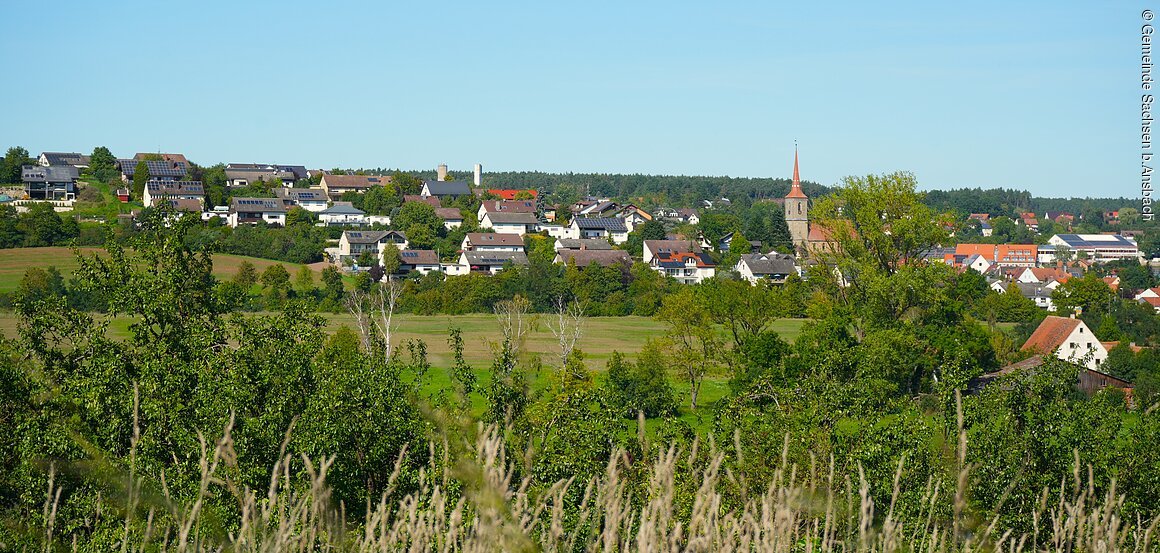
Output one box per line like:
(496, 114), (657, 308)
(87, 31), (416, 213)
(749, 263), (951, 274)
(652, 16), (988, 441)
(420, 180), (472, 198)
(337, 230), (408, 261)
(480, 211), (538, 235)
(228, 197), (286, 227)
(462, 233), (524, 252)
(320, 174), (391, 199)
(225, 163), (308, 187)
(274, 188), (329, 212)
(736, 252), (798, 284)
(570, 217), (628, 244)
(554, 249), (631, 268)
(143, 180), (204, 209)
(21, 165), (78, 201)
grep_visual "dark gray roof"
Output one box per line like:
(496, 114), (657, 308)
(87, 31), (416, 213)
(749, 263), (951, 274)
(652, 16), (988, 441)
(119, 159), (187, 178)
(343, 230), (390, 244)
(463, 251), (529, 266)
(556, 238), (613, 250)
(435, 207), (464, 219)
(740, 253), (797, 276)
(398, 249), (440, 266)
(146, 180), (204, 196)
(1052, 234), (1137, 248)
(483, 211), (539, 225)
(227, 163), (308, 180)
(573, 217), (627, 232)
(22, 165), (78, 183)
(422, 180), (472, 196)
(230, 197), (286, 213)
(320, 201), (365, 215)
(225, 168), (296, 183)
(41, 152), (90, 166)
(1015, 282), (1052, 299)
(274, 188), (327, 202)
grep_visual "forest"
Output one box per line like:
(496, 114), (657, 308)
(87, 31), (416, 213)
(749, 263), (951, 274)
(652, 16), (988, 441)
(0, 172), (1157, 551)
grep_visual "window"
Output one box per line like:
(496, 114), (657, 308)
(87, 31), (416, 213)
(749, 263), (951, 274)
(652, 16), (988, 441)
(1070, 342), (1077, 349)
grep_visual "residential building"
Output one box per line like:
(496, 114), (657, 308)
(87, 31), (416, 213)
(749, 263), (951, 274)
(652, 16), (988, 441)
(480, 211), (539, 235)
(617, 205), (652, 232)
(225, 163), (308, 187)
(385, 249), (441, 275)
(575, 200), (619, 218)
(736, 252), (799, 284)
(143, 180), (204, 209)
(228, 197), (287, 227)
(643, 239), (702, 264)
(539, 224), (575, 239)
(555, 238), (613, 252)
(649, 246), (716, 284)
(454, 251), (529, 274)
(488, 189), (538, 200)
(1015, 282), (1055, 310)
(317, 201), (366, 226)
(337, 230), (408, 259)
(1047, 234), (1141, 262)
(949, 244), (1038, 268)
(403, 195), (441, 208)
(133, 153), (188, 164)
(38, 152), (90, 169)
(1018, 213), (1039, 232)
(319, 174), (392, 199)
(435, 207), (464, 229)
(20, 165), (77, 200)
(420, 180), (472, 198)
(569, 217), (628, 244)
(273, 188), (329, 212)
(1016, 267), (1073, 284)
(118, 159), (187, 182)
(1021, 315), (1109, 371)
(462, 232), (525, 252)
(477, 199), (536, 221)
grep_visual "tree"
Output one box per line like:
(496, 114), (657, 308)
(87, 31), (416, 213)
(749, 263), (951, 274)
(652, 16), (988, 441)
(260, 263), (290, 290)
(1052, 272), (1116, 318)
(17, 203), (69, 247)
(132, 158), (152, 200)
(696, 278), (780, 348)
(381, 243), (402, 276)
(0, 146), (32, 184)
(294, 265), (315, 295)
(285, 206), (315, 227)
(234, 260), (258, 288)
(604, 347), (677, 418)
(404, 224), (436, 250)
(88, 146), (118, 183)
(638, 220), (666, 241)
(394, 201), (441, 232)
(657, 287), (720, 409)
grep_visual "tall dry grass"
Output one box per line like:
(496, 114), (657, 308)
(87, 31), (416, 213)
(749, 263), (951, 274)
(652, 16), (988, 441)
(33, 398), (1160, 553)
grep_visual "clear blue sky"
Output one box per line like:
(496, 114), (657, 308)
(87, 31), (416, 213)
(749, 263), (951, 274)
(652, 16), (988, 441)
(0, 1), (1144, 197)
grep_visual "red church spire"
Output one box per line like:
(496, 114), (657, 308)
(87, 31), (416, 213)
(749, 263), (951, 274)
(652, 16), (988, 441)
(786, 143), (806, 199)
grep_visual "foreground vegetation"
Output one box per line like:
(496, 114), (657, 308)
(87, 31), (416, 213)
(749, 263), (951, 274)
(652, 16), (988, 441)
(1, 173), (1158, 551)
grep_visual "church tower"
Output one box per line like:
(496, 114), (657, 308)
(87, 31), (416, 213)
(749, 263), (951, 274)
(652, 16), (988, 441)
(784, 145), (809, 251)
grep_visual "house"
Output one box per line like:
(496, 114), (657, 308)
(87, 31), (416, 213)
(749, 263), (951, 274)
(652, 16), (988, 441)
(555, 238), (613, 252)
(338, 230), (408, 259)
(454, 251), (529, 274)
(968, 355), (1134, 402)
(716, 231), (760, 253)
(576, 200), (619, 218)
(385, 249), (441, 275)
(480, 211), (539, 235)
(20, 165), (77, 200)
(570, 217), (628, 244)
(134, 153), (188, 164)
(435, 207), (464, 229)
(273, 188), (329, 212)
(978, 220), (993, 237)
(420, 180), (472, 198)
(554, 249), (632, 269)
(477, 199), (537, 221)
(1018, 213), (1039, 232)
(1016, 267), (1073, 284)
(963, 254), (992, 273)
(539, 224), (575, 239)
(319, 174), (392, 199)
(118, 159), (187, 182)
(317, 201), (367, 226)
(664, 208), (700, 226)
(143, 180), (204, 209)
(617, 205), (652, 232)
(487, 189), (538, 200)
(1103, 276), (1121, 292)
(1022, 315), (1108, 371)
(736, 252), (799, 284)
(462, 232), (524, 252)
(226, 163), (308, 187)
(1045, 211), (1075, 226)
(949, 244), (1038, 268)
(403, 195), (442, 208)
(643, 240), (702, 264)
(1047, 234), (1141, 263)
(159, 198), (204, 213)
(228, 197), (287, 227)
(649, 246), (716, 285)
(38, 152), (90, 169)
(225, 167), (298, 188)
(1015, 282), (1055, 310)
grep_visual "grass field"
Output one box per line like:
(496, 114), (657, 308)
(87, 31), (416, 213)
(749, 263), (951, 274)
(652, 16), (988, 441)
(0, 247), (332, 293)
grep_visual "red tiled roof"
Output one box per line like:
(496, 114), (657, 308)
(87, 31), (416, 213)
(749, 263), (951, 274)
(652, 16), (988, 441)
(488, 189), (538, 200)
(403, 195), (441, 207)
(1022, 316), (1081, 354)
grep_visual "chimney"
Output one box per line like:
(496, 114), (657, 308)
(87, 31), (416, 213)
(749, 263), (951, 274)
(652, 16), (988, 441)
(473, 163), (482, 187)
(1069, 313), (1075, 319)
(437, 163), (448, 181)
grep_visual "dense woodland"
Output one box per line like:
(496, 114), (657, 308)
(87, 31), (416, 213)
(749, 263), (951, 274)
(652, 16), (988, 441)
(1, 172), (1159, 550)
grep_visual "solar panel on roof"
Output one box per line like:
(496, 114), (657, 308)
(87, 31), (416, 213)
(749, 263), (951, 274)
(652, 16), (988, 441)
(402, 252), (418, 257)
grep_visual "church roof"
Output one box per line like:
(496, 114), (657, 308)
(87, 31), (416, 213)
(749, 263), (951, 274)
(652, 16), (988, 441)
(786, 146), (807, 199)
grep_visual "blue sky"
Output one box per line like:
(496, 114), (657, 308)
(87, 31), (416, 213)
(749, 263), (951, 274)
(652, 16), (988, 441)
(0, 1), (1143, 197)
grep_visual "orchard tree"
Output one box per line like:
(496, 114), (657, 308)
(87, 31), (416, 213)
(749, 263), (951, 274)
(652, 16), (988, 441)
(0, 146), (32, 184)
(657, 287), (720, 409)
(88, 146), (118, 183)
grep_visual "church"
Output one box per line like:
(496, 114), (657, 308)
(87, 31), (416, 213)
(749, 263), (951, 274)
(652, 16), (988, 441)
(783, 147), (809, 251)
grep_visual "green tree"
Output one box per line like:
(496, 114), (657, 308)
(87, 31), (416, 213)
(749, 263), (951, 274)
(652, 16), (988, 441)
(88, 146), (118, 183)
(0, 146), (32, 184)
(394, 201), (441, 231)
(285, 206), (315, 227)
(604, 347), (677, 418)
(321, 266), (345, 303)
(657, 287), (720, 409)
(294, 265), (315, 295)
(132, 158), (152, 200)
(1052, 272), (1116, 318)
(260, 263), (290, 290)
(234, 260), (258, 288)
(381, 243), (402, 275)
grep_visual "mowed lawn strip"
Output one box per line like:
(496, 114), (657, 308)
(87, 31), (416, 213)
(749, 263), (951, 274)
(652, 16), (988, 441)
(0, 247), (331, 293)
